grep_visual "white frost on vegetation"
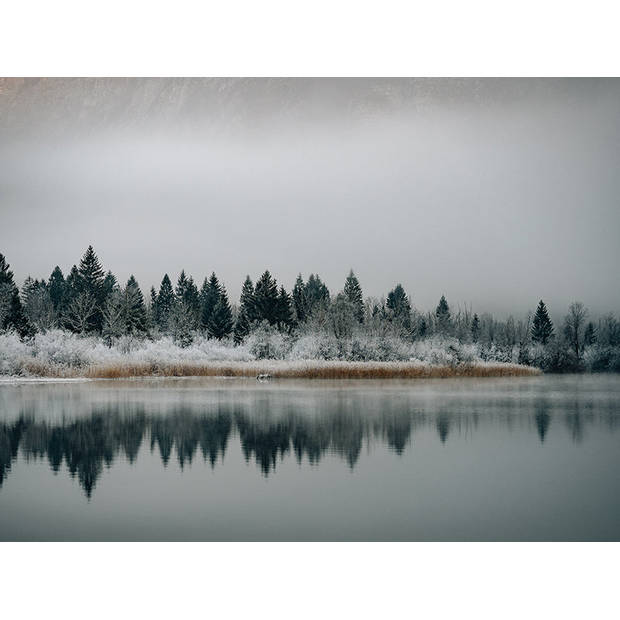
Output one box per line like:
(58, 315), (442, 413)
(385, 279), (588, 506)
(0, 328), (529, 377)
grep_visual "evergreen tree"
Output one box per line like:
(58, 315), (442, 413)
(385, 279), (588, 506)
(435, 295), (451, 334)
(201, 272), (222, 330)
(122, 276), (148, 335)
(304, 274), (330, 316)
(343, 269), (364, 323)
(386, 284), (412, 329)
(531, 300), (554, 345)
(207, 287), (234, 340)
(239, 276), (256, 322)
(77, 246), (106, 331)
(101, 289), (124, 346)
(0, 253), (33, 338)
(418, 316), (428, 338)
(253, 270), (279, 325)
(276, 285), (293, 330)
(471, 313), (480, 343)
(233, 309), (251, 344)
(102, 270), (118, 299)
(292, 274), (308, 324)
(156, 274), (175, 331)
(48, 266), (66, 313)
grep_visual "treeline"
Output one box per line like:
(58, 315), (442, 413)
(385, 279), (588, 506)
(1, 246), (619, 371)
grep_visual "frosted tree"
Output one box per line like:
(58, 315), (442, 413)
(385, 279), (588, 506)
(207, 286), (234, 340)
(343, 269), (364, 323)
(564, 302), (588, 359)
(531, 300), (554, 345)
(329, 293), (356, 339)
(66, 291), (97, 334)
(22, 278), (55, 331)
(102, 290), (124, 346)
(584, 321), (596, 348)
(169, 301), (195, 347)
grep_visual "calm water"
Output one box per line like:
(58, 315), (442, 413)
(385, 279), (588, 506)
(1, 375), (619, 541)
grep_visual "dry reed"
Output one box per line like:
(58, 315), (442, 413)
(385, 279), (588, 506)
(63, 360), (544, 380)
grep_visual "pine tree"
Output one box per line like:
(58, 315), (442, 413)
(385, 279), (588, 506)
(156, 274), (175, 331)
(102, 270), (118, 299)
(207, 287), (234, 340)
(531, 300), (554, 345)
(123, 276), (148, 335)
(292, 274), (308, 324)
(233, 309), (251, 344)
(239, 276), (256, 322)
(435, 295), (451, 334)
(253, 270), (279, 325)
(201, 272), (222, 330)
(471, 313), (480, 343)
(102, 289), (124, 346)
(343, 269), (364, 323)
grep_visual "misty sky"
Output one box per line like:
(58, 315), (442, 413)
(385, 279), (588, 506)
(1, 78), (619, 317)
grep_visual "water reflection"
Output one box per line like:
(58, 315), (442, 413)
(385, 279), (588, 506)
(1, 384), (618, 497)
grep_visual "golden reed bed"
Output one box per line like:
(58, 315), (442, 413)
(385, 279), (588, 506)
(22, 359), (541, 380)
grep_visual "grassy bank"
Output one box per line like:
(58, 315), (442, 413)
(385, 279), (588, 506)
(18, 359), (541, 380)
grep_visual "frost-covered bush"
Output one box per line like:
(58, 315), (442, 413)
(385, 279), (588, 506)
(0, 332), (30, 375)
(245, 322), (290, 360)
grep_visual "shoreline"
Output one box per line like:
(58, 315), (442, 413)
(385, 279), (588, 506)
(6, 360), (541, 381)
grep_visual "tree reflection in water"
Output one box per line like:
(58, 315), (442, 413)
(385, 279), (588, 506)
(0, 392), (617, 497)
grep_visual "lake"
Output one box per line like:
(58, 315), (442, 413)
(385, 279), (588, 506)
(1, 374), (619, 541)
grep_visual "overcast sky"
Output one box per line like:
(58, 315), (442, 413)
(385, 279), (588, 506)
(1, 78), (619, 317)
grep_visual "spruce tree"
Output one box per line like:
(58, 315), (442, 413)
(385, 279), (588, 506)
(207, 287), (233, 340)
(201, 272), (222, 329)
(0, 253), (33, 338)
(304, 274), (330, 316)
(123, 276), (148, 335)
(156, 274), (175, 331)
(276, 285), (293, 330)
(292, 274), (308, 324)
(239, 276), (256, 322)
(233, 309), (251, 344)
(435, 295), (451, 334)
(77, 246), (105, 331)
(48, 266), (66, 312)
(343, 269), (364, 323)
(531, 300), (554, 345)
(253, 270), (279, 325)
(102, 270), (118, 299)
(386, 284), (412, 329)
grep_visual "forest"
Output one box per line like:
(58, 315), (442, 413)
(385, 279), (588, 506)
(1, 246), (619, 375)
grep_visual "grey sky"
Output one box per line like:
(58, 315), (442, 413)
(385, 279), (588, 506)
(1, 78), (619, 316)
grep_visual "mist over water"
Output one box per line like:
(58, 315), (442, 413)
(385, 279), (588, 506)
(1, 78), (619, 316)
